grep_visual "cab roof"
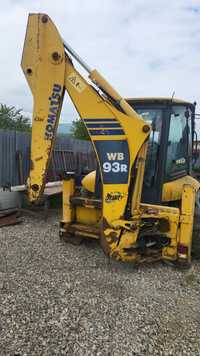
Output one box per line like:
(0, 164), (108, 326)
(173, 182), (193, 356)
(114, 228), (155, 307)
(126, 97), (195, 107)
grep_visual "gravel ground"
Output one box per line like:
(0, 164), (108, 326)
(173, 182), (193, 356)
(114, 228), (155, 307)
(1, 210), (200, 356)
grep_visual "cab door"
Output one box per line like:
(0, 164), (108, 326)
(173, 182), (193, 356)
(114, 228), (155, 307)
(134, 105), (170, 204)
(165, 106), (192, 182)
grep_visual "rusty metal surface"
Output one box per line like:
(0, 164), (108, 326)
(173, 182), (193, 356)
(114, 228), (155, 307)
(0, 129), (95, 188)
(0, 209), (21, 227)
(70, 196), (101, 208)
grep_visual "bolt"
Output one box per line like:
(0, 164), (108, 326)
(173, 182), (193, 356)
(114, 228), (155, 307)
(52, 52), (60, 61)
(26, 68), (32, 75)
(31, 184), (39, 192)
(41, 15), (48, 23)
(142, 124), (150, 133)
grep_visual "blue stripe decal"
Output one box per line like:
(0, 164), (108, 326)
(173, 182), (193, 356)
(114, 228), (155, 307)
(86, 123), (121, 128)
(84, 118), (117, 123)
(89, 129), (124, 136)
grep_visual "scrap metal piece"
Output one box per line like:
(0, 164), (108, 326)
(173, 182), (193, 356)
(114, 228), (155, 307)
(0, 209), (21, 228)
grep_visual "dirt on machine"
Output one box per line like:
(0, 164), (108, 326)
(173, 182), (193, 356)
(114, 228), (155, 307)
(21, 13), (200, 267)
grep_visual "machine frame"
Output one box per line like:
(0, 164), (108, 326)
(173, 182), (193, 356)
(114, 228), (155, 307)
(21, 13), (200, 266)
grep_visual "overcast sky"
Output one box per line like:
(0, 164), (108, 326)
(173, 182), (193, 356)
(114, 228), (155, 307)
(1, 0), (200, 123)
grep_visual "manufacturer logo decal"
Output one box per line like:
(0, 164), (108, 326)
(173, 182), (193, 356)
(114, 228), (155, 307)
(45, 84), (62, 140)
(105, 192), (124, 203)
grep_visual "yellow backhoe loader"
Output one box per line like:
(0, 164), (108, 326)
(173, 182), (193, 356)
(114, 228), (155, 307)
(21, 13), (200, 267)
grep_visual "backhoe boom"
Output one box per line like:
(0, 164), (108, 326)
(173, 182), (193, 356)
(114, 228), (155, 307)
(21, 13), (198, 265)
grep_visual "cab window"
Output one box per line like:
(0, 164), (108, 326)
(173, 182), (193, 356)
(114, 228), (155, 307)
(136, 108), (162, 187)
(166, 106), (191, 179)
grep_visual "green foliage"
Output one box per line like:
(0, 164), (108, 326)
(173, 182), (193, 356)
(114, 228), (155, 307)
(193, 165), (200, 173)
(70, 119), (89, 140)
(0, 104), (31, 132)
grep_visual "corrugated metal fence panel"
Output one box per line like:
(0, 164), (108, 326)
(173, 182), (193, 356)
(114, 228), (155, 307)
(47, 150), (77, 181)
(0, 130), (17, 186)
(0, 130), (95, 187)
(54, 135), (93, 153)
(75, 151), (97, 175)
(16, 131), (31, 185)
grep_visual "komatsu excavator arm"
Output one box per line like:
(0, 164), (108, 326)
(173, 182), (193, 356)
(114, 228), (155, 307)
(21, 14), (196, 264)
(21, 13), (150, 201)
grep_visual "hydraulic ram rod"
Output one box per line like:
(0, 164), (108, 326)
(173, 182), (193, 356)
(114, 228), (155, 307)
(62, 38), (92, 74)
(62, 38), (142, 120)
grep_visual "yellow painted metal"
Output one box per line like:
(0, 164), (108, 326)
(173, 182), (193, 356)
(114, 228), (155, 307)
(83, 168), (200, 203)
(81, 171), (96, 193)
(62, 179), (75, 223)
(89, 69), (139, 118)
(22, 13), (198, 265)
(178, 185), (196, 263)
(101, 201), (180, 262)
(22, 13), (151, 259)
(76, 206), (101, 225)
(131, 142), (148, 214)
(140, 203), (180, 261)
(21, 14), (65, 202)
(63, 50), (151, 256)
(162, 175), (200, 202)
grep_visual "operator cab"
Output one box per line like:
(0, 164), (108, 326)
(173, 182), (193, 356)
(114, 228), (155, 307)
(127, 98), (196, 204)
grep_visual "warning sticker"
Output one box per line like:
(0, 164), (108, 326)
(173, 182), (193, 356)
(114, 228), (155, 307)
(67, 72), (86, 93)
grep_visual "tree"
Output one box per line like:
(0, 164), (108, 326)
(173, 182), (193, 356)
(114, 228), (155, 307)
(70, 119), (89, 140)
(0, 104), (31, 132)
